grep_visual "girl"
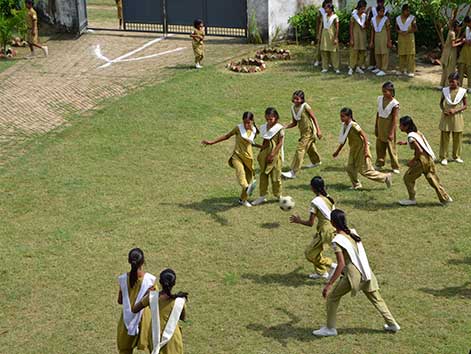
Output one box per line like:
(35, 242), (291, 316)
(289, 176), (337, 280)
(333, 107), (392, 190)
(458, 16), (471, 92)
(314, 0), (333, 67)
(370, 5), (392, 77)
(117, 248), (156, 354)
(282, 90), (323, 180)
(312, 209), (400, 337)
(398, 116), (452, 206)
(133, 269), (187, 354)
(201, 112), (258, 207)
(252, 108), (285, 206)
(396, 4), (417, 77)
(366, 0), (391, 71)
(375, 81), (400, 173)
(439, 20), (463, 89)
(348, 1), (368, 76)
(320, 4), (340, 74)
(190, 19), (205, 69)
(439, 72), (468, 165)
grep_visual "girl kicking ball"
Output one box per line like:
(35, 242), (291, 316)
(202, 112), (259, 207)
(398, 116), (452, 206)
(289, 176), (337, 280)
(312, 209), (400, 337)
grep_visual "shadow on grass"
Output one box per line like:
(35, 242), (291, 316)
(242, 266), (313, 288)
(321, 166), (346, 173)
(420, 282), (471, 298)
(260, 222), (281, 229)
(448, 257), (471, 265)
(339, 199), (443, 210)
(463, 133), (471, 144)
(177, 196), (239, 226)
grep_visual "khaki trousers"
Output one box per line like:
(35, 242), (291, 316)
(440, 65), (457, 87)
(326, 276), (397, 329)
(291, 135), (321, 174)
(349, 49), (366, 69)
(458, 63), (471, 89)
(231, 157), (253, 201)
(376, 138), (400, 169)
(399, 54), (416, 73)
(440, 131), (463, 160)
(305, 240), (332, 275)
(347, 156), (388, 187)
(259, 168), (282, 198)
(375, 53), (389, 71)
(369, 49), (376, 67)
(193, 46), (204, 63)
(316, 43), (322, 62)
(321, 51), (340, 70)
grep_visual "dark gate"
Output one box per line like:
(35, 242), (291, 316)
(122, 0), (247, 37)
(76, 0), (88, 34)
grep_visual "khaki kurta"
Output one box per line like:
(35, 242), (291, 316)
(351, 18), (368, 50)
(441, 30), (457, 67)
(397, 17), (416, 55)
(376, 99), (400, 169)
(439, 89), (466, 132)
(258, 129), (284, 197)
(26, 8), (39, 44)
(116, 0), (123, 20)
(374, 18), (390, 55)
(321, 17), (339, 52)
(458, 28), (471, 65)
(228, 126), (255, 201)
(192, 29), (204, 63)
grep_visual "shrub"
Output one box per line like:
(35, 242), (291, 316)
(288, 5), (318, 43)
(0, 0), (25, 53)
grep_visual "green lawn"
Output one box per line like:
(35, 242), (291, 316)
(0, 59), (16, 73)
(1, 46), (470, 354)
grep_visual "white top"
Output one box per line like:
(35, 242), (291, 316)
(338, 121), (353, 145)
(396, 15), (415, 32)
(260, 123), (283, 140)
(372, 15), (388, 33)
(377, 96), (399, 119)
(238, 124), (257, 144)
(332, 230), (372, 281)
(322, 13), (338, 30)
(291, 102), (307, 122)
(408, 132), (436, 160)
(442, 87), (466, 106)
(352, 9), (367, 28)
(466, 26), (471, 41)
(309, 196), (334, 220)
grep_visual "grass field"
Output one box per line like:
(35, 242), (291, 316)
(1, 46), (470, 354)
(0, 59), (16, 73)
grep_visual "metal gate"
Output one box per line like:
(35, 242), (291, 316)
(122, 0), (247, 37)
(76, 0), (88, 34)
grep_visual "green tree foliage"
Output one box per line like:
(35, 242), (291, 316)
(0, 0), (26, 52)
(288, 5), (318, 44)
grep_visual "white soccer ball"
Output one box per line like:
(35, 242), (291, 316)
(279, 196), (295, 211)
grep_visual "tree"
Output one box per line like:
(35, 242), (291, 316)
(0, 0), (25, 53)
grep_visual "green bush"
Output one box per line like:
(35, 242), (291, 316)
(0, 0), (26, 52)
(288, 5), (318, 43)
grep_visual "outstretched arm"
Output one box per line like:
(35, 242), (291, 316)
(201, 130), (235, 145)
(333, 143), (345, 158)
(290, 211), (316, 227)
(284, 118), (298, 129)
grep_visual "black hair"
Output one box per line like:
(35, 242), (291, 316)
(377, 0), (385, 5)
(159, 268), (188, 299)
(25, 0), (33, 4)
(325, 3), (335, 12)
(464, 16), (471, 24)
(401, 4), (410, 12)
(331, 209), (362, 242)
(448, 71), (460, 82)
(322, 0), (333, 7)
(311, 176), (335, 205)
(376, 5), (385, 13)
(242, 111), (258, 137)
(128, 248), (145, 289)
(265, 107), (280, 120)
(292, 90), (305, 103)
(356, 0), (367, 10)
(451, 20), (460, 30)
(194, 19), (204, 28)
(382, 81), (396, 97)
(399, 115), (417, 133)
(340, 107), (356, 122)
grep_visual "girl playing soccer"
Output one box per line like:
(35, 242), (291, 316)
(333, 107), (392, 190)
(282, 90), (323, 180)
(320, 4), (340, 74)
(370, 5), (392, 77)
(190, 19), (205, 69)
(312, 209), (400, 337)
(202, 112), (259, 207)
(348, 1), (368, 76)
(117, 248), (156, 354)
(290, 176), (337, 280)
(398, 116), (453, 206)
(133, 269), (188, 354)
(396, 4), (417, 77)
(439, 72), (468, 165)
(252, 108), (285, 206)
(375, 81), (400, 173)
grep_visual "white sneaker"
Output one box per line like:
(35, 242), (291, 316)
(454, 158), (464, 163)
(314, 60), (320, 67)
(350, 183), (362, 190)
(367, 66), (376, 71)
(308, 272), (329, 279)
(408, 73), (415, 78)
(321, 69), (328, 73)
(305, 162), (321, 168)
(385, 173), (392, 188)
(376, 70), (386, 77)
(403, 71), (408, 76)
(281, 170), (296, 179)
(392, 169), (400, 174)
(348, 68), (353, 76)
(384, 323), (401, 333)
(195, 63), (202, 69)
(442, 196), (453, 205)
(312, 327), (338, 337)
(42, 46), (48, 57)
(246, 180), (257, 196)
(251, 196), (267, 206)
(399, 199), (417, 206)
(372, 68), (380, 73)
(335, 70), (341, 74)
(355, 67), (365, 74)
(441, 159), (448, 166)
(238, 199), (252, 207)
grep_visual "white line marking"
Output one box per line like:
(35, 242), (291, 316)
(94, 45), (111, 64)
(117, 47), (186, 63)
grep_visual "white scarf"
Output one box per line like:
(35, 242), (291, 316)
(352, 9), (367, 28)
(322, 13), (338, 30)
(408, 132), (436, 160)
(333, 231), (372, 281)
(377, 96), (399, 118)
(311, 196), (334, 220)
(260, 123), (284, 162)
(119, 272), (156, 336)
(319, 7), (326, 16)
(291, 103), (307, 122)
(238, 124), (257, 144)
(396, 15), (415, 32)
(372, 15), (388, 33)
(466, 26), (471, 41)
(372, 5), (390, 17)
(442, 87), (467, 106)
(150, 291), (186, 354)
(338, 121), (353, 145)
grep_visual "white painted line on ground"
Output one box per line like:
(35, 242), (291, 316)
(94, 45), (111, 64)
(117, 47), (186, 63)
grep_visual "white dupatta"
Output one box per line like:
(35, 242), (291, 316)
(311, 196), (334, 220)
(332, 230), (372, 281)
(322, 13), (338, 30)
(149, 291), (186, 354)
(291, 103), (307, 122)
(377, 96), (399, 118)
(466, 26), (471, 41)
(442, 87), (466, 106)
(352, 9), (366, 28)
(338, 121), (353, 145)
(260, 123), (285, 162)
(238, 124), (257, 144)
(372, 16), (388, 33)
(319, 7), (326, 16)
(119, 272), (156, 336)
(396, 15), (415, 32)
(408, 132), (436, 160)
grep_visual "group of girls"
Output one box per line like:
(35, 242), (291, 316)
(117, 248), (187, 354)
(315, 0), (417, 77)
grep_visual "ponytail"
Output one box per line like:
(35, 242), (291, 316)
(128, 248), (145, 289)
(331, 209), (362, 243)
(311, 176), (335, 205)
(242, 111), (259, 138)
(160, 269), (189, 300)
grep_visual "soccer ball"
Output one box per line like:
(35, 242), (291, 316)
(279, 196), (295, 211)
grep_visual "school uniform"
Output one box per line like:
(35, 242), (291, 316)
(258, 123), (284, 198)
(404, 131), (451, 203)
(439, 87), (466, 160)
(26, 7), (39, 45)
(396, 15), (416, 74)
(305, 195), (335, 275)
(350, 10), (368, 69)
(320, 13), (340, 71)
(116, 0), (123, 20)
(368, 6), (391, 68)
(458, 26), (471, 89)
(290, 103), (321, 174)
(440, 30), (458, 87)
(192, 29), (204, 64)
(326, 232), (397, 329)
(315, 8), (326, 63)
(372, 16), (390, 72)
(375, 96), (400, 169)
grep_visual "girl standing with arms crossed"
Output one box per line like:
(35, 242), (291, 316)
(202, 112), (258, 207)
(320, 4), (341, 74)
(252, 108), (285, 206)
(398, 116), (453, 206)
(375, 81), (400, 173)
(366, 0), (391, 71)
(290, 176), (337, 280)
(314, 1), (332, 67)
(396, 4), (417, 77)
(282, 90), (323, 180)
(439, 20), (463, 89)
(348, 1), (368, 76)
(439, 72), (468, 165)
(190, 19), (205, 69)
(312, 209), (400, 337)
(333, 108), (392, 190)
(458, 16), (471, 92)
(117, 248), (156, 354)
(370, 5), (392, 77)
